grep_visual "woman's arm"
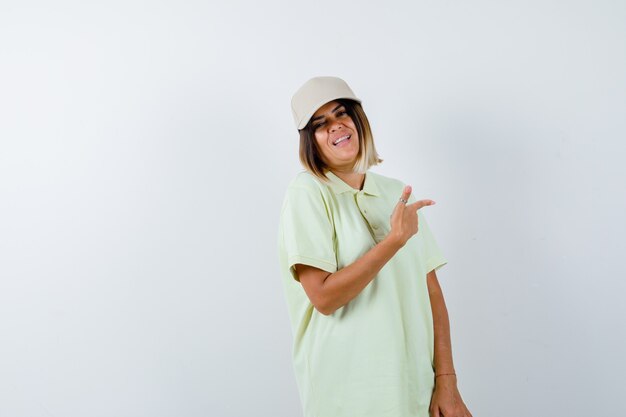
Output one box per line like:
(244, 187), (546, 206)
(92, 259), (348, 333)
(427, 269), (456, 379)
(296, 235), (402, 315)
(427, 269), (473, 417)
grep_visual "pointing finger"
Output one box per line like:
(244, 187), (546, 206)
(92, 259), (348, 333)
(408, 199), (436, 211)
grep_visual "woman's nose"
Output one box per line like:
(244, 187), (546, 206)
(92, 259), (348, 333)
(329, 119), (343, 131)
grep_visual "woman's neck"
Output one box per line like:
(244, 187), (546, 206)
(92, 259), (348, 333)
(330, 169), (365, 191)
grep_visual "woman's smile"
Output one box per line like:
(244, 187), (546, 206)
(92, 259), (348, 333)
(332, 134), (351, 147)
(326, 129), (357, 160)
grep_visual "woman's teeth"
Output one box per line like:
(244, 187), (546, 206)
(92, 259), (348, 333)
(333, 135), (350, 146)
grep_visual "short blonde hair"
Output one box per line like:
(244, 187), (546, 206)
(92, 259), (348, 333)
(297, 98), (383, 182)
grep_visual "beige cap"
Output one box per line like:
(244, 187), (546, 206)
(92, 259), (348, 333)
(291, 76), (361, 130)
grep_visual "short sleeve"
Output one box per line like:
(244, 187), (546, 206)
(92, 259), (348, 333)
(279, 185), (338, 282)
(407, 192), (448, 274)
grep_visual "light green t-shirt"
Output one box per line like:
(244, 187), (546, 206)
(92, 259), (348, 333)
(277, 169), (448, 417)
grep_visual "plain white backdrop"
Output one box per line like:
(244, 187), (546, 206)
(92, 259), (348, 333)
(1, 1), (625, 416)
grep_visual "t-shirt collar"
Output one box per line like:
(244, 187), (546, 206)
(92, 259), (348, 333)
(324, 170), (380, 197)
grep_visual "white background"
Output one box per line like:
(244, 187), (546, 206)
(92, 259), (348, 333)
(1, 1), (625, 416)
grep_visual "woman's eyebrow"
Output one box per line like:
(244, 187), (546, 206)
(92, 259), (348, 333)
(311, 104), (345, 123)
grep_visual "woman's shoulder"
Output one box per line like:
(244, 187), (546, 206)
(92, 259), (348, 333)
(281, 171), (332, 214)
(287, 169), (329, 192)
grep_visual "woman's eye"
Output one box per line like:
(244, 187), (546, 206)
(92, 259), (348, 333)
(313, 111), (346, 129)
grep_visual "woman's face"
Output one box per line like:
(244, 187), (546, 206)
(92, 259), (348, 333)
(310, 100), (359, 171)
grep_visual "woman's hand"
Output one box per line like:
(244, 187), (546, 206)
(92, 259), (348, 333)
(429, 376), (473, 417)
(388, 185), (435, 248)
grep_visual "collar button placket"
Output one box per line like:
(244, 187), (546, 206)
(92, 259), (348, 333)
(358, 190), (367, 214)
(355, 193), (370, 220)
(355, 191), (366, 213)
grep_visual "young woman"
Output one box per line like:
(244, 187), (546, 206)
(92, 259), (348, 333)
(277, 76), (472, 417)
